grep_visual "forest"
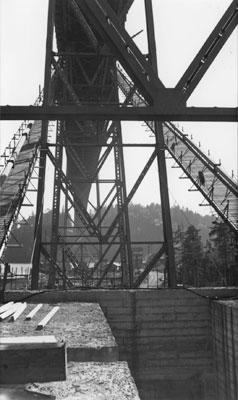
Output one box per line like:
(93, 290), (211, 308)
(5, 204), (237, 286)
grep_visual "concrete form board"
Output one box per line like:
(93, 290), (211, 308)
(0, 302), (118, 362)
(211, 299), (238, 400)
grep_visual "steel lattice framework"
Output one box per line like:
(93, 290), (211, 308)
(0, 0), (237, 289)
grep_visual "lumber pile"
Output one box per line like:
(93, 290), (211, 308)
(0, 301), (59, 327)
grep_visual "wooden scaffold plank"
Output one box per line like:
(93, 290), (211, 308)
(0, 336), (57, 347)
(0, 302), (22, 321)
(10, 302), (27, 321)
(25, 304), (43, 320)
(36, 306), (60, 330)
(0, 301), (14, 313)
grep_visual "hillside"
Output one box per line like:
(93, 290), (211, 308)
(5, 204), (215, 263)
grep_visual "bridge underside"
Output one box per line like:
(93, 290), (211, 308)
(0, 0), (237, 290)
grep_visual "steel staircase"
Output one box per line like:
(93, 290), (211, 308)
(117, 66), (238, 233)
(0, 92), (44, 260)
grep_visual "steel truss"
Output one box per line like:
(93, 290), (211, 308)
(29, 0), (179, 289)
(0, 0), (237, 289)
(30, 0), (238, 289)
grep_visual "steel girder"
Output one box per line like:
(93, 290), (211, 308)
(31, 0), (56, 289)
(176, 1), (238, 99)
(1, 106), (237, 122)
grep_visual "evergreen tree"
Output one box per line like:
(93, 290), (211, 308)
(181, 225), (204, 286)
(208, 222), (237, 285)
(173, 225), (185, 283)
(201, 240), (224, 286)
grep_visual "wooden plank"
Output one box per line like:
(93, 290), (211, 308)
(25, 304), (43, 320)
(0, 336), (57, 345)
(36, 306), (59, 330)
(0, 341), (66, 384)
(0, 302), (22, 321)
(0, 387), (56, 399)
(0, 336), (59, 350)
(0, 301), (14, 313)
(10, 302), (27, 321)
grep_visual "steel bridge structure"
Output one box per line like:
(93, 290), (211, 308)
(0, 0), (237, 289)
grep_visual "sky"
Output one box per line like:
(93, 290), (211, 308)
(0, 0), (237, 219)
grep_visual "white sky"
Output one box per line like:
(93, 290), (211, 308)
(0, 0), (237, 218)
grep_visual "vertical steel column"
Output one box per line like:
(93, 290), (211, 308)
(112, 59), (133, 287)
(96, 176), (103, 269)
(31, 0), (55, 289)
(48, 120), (64, 288)
(144, 0), (177, 287)
(113, 123), (133, 286)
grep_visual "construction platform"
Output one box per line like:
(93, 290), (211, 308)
(1, 288), (238, 400)
(0, 302), (118, 362)
(0, 301), (141, 399)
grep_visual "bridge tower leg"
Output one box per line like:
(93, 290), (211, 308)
(144, 0), (177, 287)
(31, 0), (55, 289)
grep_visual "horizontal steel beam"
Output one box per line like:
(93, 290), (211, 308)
(48, 143), (156, 147)
(0, 105), (237, 122)
(42, 241), (163, 245)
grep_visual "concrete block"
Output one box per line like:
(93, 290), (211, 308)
(0, 339), (66, 384)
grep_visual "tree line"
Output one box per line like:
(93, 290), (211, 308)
(174, 222), (237, 287)
(5, 204), (237, 286)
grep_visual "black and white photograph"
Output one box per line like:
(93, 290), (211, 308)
(0, 1), (237, 399)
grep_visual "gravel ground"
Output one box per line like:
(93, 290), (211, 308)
(0, 362), (141, 399)
(0, 302), (116, 349)
(26, 362), (141, 400)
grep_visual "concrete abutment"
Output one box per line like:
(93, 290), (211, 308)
(3, 287), (238, 400)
